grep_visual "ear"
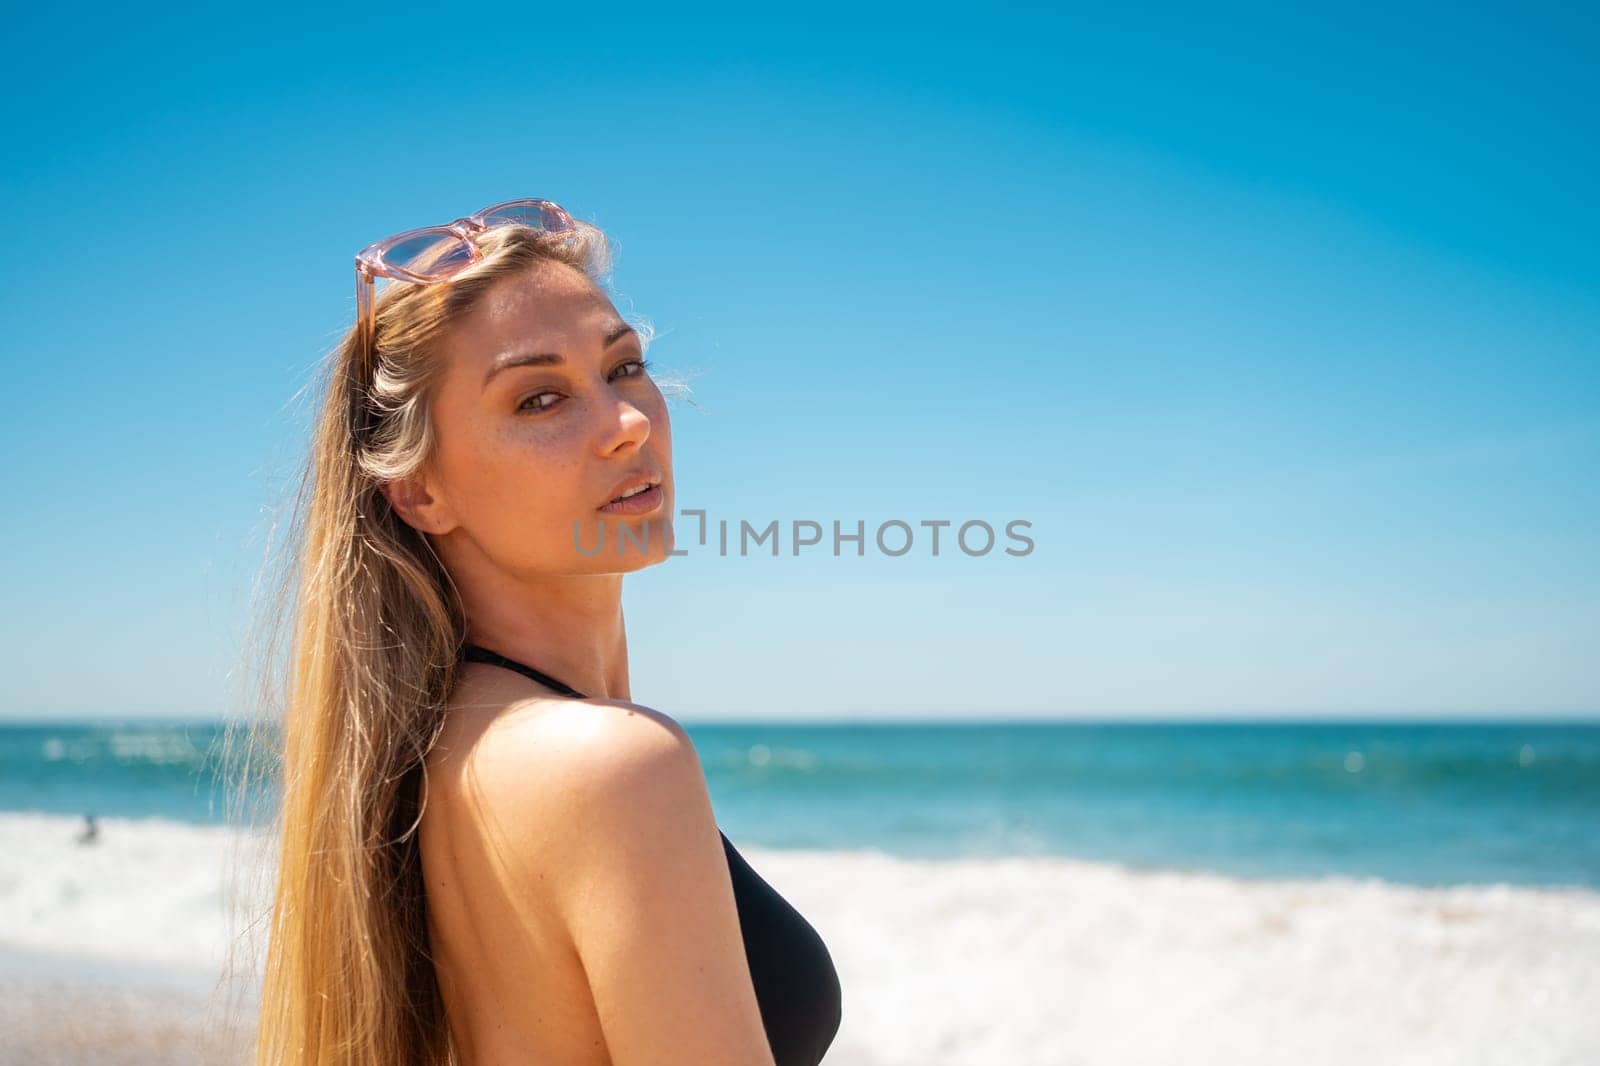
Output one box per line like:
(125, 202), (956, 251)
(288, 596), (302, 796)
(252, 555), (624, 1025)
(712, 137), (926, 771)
(380, 473), (456, 535)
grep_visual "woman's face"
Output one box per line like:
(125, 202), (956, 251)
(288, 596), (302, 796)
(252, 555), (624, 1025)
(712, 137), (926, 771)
(391, 259), (675, 578)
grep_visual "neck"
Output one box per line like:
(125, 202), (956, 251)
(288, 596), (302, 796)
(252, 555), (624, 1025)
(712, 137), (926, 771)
(461, 572), (631, 702)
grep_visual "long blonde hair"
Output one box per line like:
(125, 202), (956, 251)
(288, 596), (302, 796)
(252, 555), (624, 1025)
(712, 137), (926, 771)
(216, 218), (651, 1065)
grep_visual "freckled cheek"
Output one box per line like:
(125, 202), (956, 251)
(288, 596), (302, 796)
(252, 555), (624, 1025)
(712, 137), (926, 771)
(483, 417), (581, 465)
(477, 423), (591, 520)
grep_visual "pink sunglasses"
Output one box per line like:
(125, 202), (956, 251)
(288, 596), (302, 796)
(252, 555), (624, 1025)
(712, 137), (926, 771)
(352, 197), (579, 356)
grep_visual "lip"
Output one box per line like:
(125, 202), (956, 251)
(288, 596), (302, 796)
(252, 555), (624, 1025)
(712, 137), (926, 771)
(599, 471), (664, 515)
(598, 482), (663, 515)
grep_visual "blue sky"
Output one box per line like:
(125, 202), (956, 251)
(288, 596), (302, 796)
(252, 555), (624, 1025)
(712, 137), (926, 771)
(1, 4), (1595, 719)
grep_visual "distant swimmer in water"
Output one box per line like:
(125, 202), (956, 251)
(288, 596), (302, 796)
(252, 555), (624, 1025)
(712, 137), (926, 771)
(76, 813), (98, 845)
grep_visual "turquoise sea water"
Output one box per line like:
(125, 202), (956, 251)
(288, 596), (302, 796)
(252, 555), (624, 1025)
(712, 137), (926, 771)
(2, 719), (1595, 889)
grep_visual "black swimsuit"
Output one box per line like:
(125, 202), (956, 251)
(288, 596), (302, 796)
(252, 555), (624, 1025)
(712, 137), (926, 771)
(459, 642), (843, 1066)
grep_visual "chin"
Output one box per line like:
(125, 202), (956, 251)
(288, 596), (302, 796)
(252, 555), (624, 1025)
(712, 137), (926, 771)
(585, 511), (675, 571)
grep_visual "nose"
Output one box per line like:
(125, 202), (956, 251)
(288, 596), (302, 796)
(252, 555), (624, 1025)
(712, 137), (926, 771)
(595, 390), (652, 456)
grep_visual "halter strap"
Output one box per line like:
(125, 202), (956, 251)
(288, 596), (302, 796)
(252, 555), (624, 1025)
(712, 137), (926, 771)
(458, 643), (587, 699)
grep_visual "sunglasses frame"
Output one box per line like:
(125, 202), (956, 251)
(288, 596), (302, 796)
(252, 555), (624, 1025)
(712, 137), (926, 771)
(351, 197), (578, 371)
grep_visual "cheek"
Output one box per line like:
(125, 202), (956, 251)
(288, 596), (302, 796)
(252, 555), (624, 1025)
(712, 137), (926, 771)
(646, 389), (673, 441)
(482, 424), (585, 513)
(435, 415), (575, 531)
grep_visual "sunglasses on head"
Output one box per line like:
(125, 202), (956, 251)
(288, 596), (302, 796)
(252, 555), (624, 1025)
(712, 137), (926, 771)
(352, 197), (578, 355)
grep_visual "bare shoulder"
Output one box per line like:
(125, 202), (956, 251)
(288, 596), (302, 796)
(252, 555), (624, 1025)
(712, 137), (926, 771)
(432, 662), (693, 778)
(445, 679), (696, 789)
(426, 669), (710, 874)
(425, 674), (773, 1064)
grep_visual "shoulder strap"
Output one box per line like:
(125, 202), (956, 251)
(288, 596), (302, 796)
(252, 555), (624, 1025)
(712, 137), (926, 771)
(459, 643), (587, 699)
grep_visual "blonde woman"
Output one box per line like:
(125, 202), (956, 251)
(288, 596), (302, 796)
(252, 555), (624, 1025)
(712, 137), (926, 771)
(243, 200), (842, 1065)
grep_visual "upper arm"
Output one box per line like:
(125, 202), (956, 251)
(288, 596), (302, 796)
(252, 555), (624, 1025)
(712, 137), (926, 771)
(491, 703), (775, 1066)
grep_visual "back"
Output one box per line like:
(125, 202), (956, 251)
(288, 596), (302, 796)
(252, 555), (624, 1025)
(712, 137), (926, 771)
(417, 665), (776, 1066)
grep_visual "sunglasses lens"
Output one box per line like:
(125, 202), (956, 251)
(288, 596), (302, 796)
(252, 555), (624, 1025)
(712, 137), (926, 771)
(382, 231), (477, 279)
(479, 201), (573, 234)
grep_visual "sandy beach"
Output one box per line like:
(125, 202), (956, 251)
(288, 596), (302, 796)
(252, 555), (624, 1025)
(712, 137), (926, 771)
(0, 946), (252, 1065)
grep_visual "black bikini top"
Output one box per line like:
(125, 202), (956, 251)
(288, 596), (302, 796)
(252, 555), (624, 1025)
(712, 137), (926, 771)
(458, 642), (843, 1066)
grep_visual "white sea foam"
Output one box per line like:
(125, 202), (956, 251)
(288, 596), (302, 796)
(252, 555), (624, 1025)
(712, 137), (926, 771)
(0, 812), (270, 979)
(1, 811), (1597, 1065)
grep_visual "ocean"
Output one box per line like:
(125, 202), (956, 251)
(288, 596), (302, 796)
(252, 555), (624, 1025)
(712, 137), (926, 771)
(3, 717), (1598, 1064)
(4, 718), (1596, 888)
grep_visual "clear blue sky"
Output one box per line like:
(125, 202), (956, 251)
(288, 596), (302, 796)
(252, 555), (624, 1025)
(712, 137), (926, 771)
(2, 4), (1595, 719)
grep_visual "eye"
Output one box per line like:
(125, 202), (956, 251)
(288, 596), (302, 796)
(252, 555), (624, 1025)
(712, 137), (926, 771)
(517, 390), (562, 413)
(515, 359), (650, 415)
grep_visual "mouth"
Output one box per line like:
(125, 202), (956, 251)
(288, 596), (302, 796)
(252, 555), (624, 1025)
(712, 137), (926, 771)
(599, 477), (664, 515)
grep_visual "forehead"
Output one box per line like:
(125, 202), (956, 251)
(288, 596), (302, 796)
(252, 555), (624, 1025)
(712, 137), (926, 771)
(441, 261), (619, 365)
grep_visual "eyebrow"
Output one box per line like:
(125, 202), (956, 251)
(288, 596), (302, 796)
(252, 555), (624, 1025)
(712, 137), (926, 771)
(482, 321), (640, 387)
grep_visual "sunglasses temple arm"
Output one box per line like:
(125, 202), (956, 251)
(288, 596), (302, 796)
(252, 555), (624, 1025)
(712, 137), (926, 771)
(355, 265), (375, 360)
(348, 265), (379, 442)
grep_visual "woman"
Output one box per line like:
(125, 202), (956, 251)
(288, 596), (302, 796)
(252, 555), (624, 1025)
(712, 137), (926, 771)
(242, 200), (843, 1065)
